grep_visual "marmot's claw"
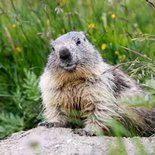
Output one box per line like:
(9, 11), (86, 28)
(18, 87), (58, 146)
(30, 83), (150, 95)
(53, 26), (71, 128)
(73, 128), (96, 136)
(38, 121), (48, 127)
(38, 122), (64, 128)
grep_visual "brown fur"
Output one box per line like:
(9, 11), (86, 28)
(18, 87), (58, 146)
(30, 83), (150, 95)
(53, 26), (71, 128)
(40, 64), (149, 136)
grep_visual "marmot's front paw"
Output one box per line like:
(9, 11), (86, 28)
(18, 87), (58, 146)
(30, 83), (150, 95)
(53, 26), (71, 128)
(38, 122), (64, 128)
(73, 128), (96, 136)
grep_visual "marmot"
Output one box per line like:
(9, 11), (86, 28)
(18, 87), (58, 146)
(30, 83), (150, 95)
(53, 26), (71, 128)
(39, 31), (155, 136)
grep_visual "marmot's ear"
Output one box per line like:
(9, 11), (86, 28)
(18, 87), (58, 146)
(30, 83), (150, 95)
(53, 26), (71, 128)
(79, 31), (88, 37)
(49, 41), (53, 46)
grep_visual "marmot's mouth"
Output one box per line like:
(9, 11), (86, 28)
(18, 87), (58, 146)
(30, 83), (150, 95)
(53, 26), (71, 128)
(63, 64), (76, 71)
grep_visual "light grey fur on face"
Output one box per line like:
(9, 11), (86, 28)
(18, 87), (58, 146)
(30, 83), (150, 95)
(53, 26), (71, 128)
(47, 31), (103, 73)
(39, 31), (154, 136)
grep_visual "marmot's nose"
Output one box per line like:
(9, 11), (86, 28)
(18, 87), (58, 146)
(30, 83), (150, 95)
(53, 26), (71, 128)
(59, 48), (71, 61)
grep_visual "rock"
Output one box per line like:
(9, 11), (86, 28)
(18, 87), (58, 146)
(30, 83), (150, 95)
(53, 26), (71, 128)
(0, 126), (154, 155)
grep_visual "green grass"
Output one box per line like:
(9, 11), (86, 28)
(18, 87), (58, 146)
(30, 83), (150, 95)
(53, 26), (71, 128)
(0, 0), (155, 139)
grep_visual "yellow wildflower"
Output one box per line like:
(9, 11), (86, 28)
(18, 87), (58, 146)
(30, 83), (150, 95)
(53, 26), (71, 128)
(101, 43), (107, 51)
(111, 13), (116, 19)
(60, 0), (67, 5)
(88, 22), (95, 29)
(15, 47), (23, 53)
(12, 24), (16, 28)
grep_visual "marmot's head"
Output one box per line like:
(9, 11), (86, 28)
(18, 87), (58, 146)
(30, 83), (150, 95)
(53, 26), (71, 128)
(46, 31), (106, 83)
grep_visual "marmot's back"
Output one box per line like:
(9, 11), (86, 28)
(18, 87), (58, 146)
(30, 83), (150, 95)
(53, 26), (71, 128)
(39, 31), (155, 136)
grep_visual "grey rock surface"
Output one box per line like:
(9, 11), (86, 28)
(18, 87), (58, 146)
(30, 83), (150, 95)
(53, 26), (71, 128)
(0, 126), (155, 155)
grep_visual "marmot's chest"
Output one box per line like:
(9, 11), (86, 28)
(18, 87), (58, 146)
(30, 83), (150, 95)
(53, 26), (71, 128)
(58, 80), (95, 116)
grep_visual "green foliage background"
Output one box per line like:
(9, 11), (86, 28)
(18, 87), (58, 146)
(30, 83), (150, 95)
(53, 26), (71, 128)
(0, 0), (155, 139)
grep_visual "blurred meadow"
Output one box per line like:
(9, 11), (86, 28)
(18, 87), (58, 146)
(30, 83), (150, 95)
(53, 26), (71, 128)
(0, 0), (155, 139)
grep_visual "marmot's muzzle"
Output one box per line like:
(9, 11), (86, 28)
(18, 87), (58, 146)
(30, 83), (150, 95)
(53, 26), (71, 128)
(59, 47), (72, 62)
(59, 47), (76, 71)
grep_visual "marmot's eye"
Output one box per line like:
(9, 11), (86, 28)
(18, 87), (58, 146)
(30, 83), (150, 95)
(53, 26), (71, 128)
(52, 47), (55, 51)
(83, 38), (86, 41)
(76, 39), (81, 45)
